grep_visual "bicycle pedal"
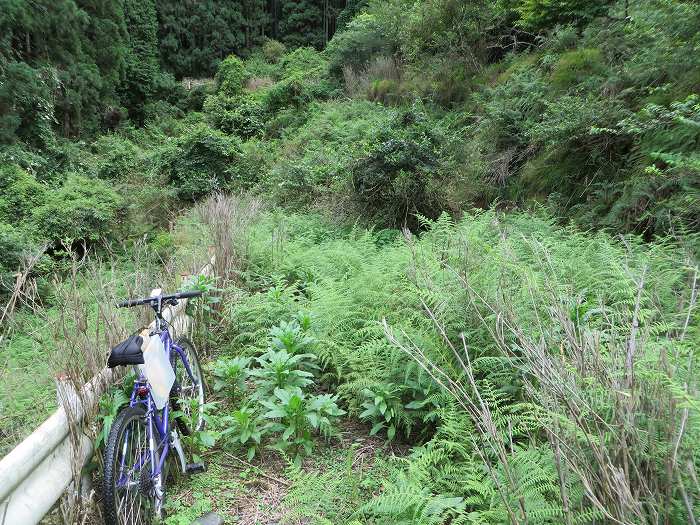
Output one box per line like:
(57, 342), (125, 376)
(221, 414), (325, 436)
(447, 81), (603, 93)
(185, 462), (206, 475)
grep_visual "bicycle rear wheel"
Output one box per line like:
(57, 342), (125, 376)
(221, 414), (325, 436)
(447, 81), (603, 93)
(103, 405), (158, 525)
(172, 337), (206, 435)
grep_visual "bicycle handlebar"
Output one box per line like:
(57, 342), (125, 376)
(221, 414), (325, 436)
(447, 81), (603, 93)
(117, 290), (203, 308)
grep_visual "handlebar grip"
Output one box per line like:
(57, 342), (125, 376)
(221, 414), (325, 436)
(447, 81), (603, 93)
(176, 290), (203, 299)
(117, 299), (140, 308)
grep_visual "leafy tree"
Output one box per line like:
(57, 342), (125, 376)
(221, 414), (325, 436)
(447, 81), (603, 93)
(279, 0), (325, 49)
(120, 0), (161, 122)
(157, 0), (268, 78)
(515, 0), (614, 32)
(215, 54), (247, 97)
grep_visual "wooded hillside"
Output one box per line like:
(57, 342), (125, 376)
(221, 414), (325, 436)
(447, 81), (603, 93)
(1, 1), (699, 523)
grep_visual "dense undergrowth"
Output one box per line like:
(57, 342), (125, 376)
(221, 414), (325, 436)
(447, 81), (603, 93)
(161, 198), (698, 524)
(2, 0), (700, 523)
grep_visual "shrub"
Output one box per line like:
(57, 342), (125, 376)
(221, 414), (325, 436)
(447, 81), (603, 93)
(179, 80), (217, 113)
(158, 124), (242, 200)
(226, 138), (273, 189)
(215, 54), (247, 96)
(0, 164), (46, 224)
(262, 39), (287, 63)
(263, 73), (338, 113)
(326, 13), (391, 78)
(31, 174), (123, 244)
(91, 135), (141, 180)
(263, 48), (339, 112)
(280, 47), (327, 78)
(143, 100), (184, 123)
(350, 108), (444, 228)
(203, 94), (266, 138)
(0, 223), (36, 289)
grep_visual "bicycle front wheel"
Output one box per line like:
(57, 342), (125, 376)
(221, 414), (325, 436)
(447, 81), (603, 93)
(172, 337), (206, 435)
(103, 405), (157, 525)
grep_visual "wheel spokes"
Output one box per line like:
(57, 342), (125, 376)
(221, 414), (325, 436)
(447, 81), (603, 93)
(114, 417), (154, 525)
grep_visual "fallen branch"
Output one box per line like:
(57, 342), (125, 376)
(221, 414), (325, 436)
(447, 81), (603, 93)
(222, 453), (290, 487)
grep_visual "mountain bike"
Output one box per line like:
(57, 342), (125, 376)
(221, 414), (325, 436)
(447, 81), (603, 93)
(102, 289), (207, 525)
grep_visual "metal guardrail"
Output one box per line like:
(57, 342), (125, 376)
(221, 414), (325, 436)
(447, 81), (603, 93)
(0, 260), (212, 524)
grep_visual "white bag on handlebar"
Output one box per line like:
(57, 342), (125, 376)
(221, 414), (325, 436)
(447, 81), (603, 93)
(139, 332), (175, 410)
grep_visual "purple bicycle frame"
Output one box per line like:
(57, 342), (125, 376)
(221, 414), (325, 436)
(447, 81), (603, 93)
(117, 328), (197, 485)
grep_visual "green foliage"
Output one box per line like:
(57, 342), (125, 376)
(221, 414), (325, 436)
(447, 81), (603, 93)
(0, 223), (35, 289)
(269, 317), (315, 354)
(220, 405), (267, 460)
(278, 0), (325, 49)
(90, 134), (141, 180)
(262, 39), (287, 63)
(157, 1), (266, 79)
(210, 357), (251, 400)
(249, 349), (317, 397)
(203, 94), (266, 139)
(360, 384), (405, 441)
(121, 0), (162, 122)
(516, 0), (614, 32)
(0, 62), (57, 147)
(350, 107), (444, 228)
(31, 174), (124, 244)
(326, 13), (391, 77)
(95, 388), (130, 450)
(0, 164), (46, 224)
(262, 386), (345, 462)
(215, 55), (247, 97)
(158, 124), (242, 200)
(549, 48), (607, 90)
(262, 48), (338, 112)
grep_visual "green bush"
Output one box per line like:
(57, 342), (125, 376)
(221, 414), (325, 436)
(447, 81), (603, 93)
(91, 135), (141, 180)
(326, 13), (391, 77)
(215, 54), (247, 97)
(0, 164), (46, 224)
(263, 74), (338, 113)
(226, 139), (273, 190)
(262, 48), (339, 113)
(31, 174), (124, 244)
(262, 39), (287, 63)
(179, 81), (216, 113)
(0, 223), (36, 289)
(350, 108), (444, 228)
(280, 47), (327, 77)
(203, 94), (266, 138)
(158, 124), (242, 200)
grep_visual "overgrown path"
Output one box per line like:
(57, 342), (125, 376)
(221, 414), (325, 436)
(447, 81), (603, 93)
(165, 197), (698, 525)
(168, 420), (409, 524)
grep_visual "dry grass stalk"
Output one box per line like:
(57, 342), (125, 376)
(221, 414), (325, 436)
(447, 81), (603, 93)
(194, 192), (263, 286)
(0, 246), (46, 346)
(247, 76), (274, 91)
(343, 56), (402, 98)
